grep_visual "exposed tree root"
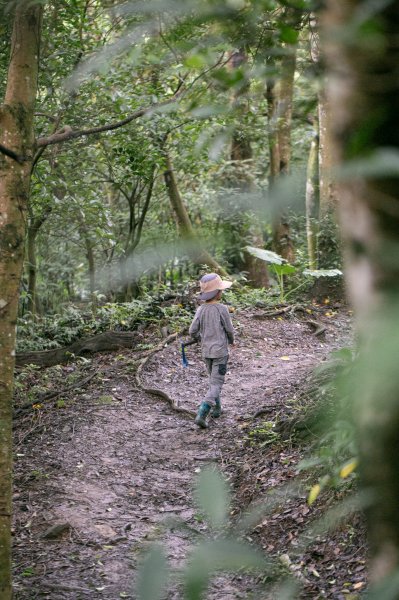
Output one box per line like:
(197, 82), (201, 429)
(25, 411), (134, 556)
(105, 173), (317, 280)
(304, 319), (327, 336)
(135, 333), (196, 419)
(250, 304), (308, 319)
(251, 305), (327, 336)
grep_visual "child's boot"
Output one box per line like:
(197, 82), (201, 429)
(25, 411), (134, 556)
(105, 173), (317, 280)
(195, 402), (211, 428)
(211, 398), (222, 418)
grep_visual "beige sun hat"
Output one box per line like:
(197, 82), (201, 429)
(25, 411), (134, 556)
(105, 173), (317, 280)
(198, 273), (233, 301)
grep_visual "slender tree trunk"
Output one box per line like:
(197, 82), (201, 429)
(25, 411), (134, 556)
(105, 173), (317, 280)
(76, 215), (96, 298)
(322, 0), (399, 582)
(277, 50), (296, 176)
(310, 18), (339, 267)
(318, 89), (337, 218)
(0, 3), (42, 597)
(26, 226), (39, 314)
(305, 133), (320, 269)
(26, 208), (52, 315)
(267, 45), (297, 263)
(228, 50), (269, 287)
(164, 153), (228, 276)
(266, 77), (280, 187)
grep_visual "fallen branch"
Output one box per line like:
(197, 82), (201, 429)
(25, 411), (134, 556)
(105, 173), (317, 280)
(135, 333), (196, 419)
(40, 583), (92, 594)
(16, 331), (140, 368)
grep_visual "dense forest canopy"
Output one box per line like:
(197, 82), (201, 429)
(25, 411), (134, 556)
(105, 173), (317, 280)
(2, 0), (329, 312)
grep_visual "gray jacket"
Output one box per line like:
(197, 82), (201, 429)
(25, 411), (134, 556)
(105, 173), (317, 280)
(189, 303), (235, 358)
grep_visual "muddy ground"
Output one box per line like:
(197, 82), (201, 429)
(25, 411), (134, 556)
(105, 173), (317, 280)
(12, 305), (366, 599)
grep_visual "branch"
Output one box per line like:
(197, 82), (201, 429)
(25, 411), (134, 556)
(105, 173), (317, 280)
(0, 143), (24, 164)
(36, 94), (182, 148)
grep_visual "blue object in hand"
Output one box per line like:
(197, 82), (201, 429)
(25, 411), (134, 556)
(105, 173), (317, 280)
(181, 343), (189, 367)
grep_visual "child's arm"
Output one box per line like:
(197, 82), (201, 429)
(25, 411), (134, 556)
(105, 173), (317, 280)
(189, 308), (201, 340)
(220, 306), (235, 344)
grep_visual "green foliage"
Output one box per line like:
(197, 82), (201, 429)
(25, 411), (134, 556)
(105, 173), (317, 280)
(295, 348), (358, 499)
(16, 285), (198, 352)
(245, 246), (343, 302)
(247, 421), (280, 447)
(17, 300), (151, 351)
(194, 467), (230, 529)
(224, 285), (273, 309)
(136, 467), (269, 600)
(317, 215), (342, 269)
(157, 303), (194, 331)
(136, 545), (169, 600)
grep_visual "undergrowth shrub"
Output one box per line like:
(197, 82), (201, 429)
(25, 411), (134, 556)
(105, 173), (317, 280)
(291, 347), (357, 501)
(16, 302), (149, 352)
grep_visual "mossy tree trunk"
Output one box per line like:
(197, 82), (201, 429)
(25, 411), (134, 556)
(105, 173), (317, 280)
(322, 0), (399, 582)
(0, 3), (42, 596)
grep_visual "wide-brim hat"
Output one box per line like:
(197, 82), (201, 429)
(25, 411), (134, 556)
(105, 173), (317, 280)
(198, 273), (233, 301)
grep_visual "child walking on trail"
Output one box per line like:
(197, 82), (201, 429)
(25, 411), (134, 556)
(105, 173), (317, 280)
(189, 273), (235, 429)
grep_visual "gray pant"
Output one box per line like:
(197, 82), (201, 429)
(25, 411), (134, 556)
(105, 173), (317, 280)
(203, 356), (228, 407)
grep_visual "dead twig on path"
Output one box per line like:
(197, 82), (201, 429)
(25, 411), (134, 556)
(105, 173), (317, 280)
(135, 333), (196, 419)
(40, 583), (92, 594)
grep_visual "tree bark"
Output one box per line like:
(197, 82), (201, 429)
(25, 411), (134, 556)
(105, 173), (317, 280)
(322, 0), (399, 583)
(318, 89), (337, 218)
(305, 133), (320, 269)
(0, 3), (42, 596)
(267, 45), (297, 263)
(228, 50), (269, 287)
(26, 207), (52, 315)
(164, 153), (228, 276)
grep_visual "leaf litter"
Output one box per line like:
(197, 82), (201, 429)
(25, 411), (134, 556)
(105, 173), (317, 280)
(12, 305), (366, 599)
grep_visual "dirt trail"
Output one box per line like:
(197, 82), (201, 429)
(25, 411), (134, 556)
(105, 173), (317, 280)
(13, 307), (353, 599)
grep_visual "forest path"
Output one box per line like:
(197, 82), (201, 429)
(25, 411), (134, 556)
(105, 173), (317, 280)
(13, 306), (352, 599)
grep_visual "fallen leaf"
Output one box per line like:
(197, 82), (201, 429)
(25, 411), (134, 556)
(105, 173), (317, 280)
(308, 484), (321, 505)
(340, 459), (358, 479)
(354, 582), (365, 590)
(279, 356), (291, 361)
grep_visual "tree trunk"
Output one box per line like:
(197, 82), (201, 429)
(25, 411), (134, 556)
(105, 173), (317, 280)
(164, 153), (228, 276)
(26, 226), (41, 315)
(305, 133), (320, 269)
(0, 3), (42, 597)
(26, 208), (52, 315)
(322, 0), (399, 583)
(266, 77), (280, 187)
(318, 89), (337, 218)
(267, 46), (297, 263)
(122, 167), (156, 300)
(228, 50), (269, 287)
(75, 211), (96, 299)
(309, 19), (340, 267)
